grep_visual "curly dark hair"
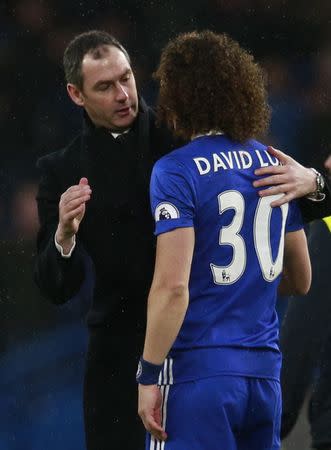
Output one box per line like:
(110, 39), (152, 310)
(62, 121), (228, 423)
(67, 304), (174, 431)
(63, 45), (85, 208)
(154, 31), (270, 142)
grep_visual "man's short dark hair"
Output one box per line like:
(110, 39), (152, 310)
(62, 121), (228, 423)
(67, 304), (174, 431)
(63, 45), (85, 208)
(63, 30), (131, 90)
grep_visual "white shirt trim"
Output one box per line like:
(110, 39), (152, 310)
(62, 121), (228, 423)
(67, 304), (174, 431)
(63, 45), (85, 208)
(111, 129), (130, 139)
(54, 234), (76, 258)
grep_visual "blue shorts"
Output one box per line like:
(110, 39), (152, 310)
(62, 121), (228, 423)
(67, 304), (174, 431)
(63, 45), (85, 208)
(146, 375), (281, 450)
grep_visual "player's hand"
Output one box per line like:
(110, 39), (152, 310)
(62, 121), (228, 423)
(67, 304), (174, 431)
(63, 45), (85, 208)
(253, 146), (317, 207)
(138, 384), (167, 442)
(56, 177), (92, 247)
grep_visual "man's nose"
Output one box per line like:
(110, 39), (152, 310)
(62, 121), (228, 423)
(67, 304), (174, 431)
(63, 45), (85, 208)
(115, 83), (129, 101)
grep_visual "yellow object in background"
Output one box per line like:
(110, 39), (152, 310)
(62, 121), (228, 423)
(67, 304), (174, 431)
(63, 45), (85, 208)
(322, 216), (331, 233)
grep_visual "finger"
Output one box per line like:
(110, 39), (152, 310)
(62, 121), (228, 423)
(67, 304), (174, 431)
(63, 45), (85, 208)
(267, 146), (292, 164)
(63, 204), (85, 221)
(147, 422), (167, 441)
(79, 177), (89, 186)
(254, 165), (286, 177)
(65, 185), (87, 194)
(270, 192), (295, 207)
(65, 181), (91, 195)
(61, 189), (91, 205)
(61, 195), (90, 212)
(257, 184), (292, 197)
(60, 196), (90, 213)
(254, 174), (288, 187)
(140, 411), (163, 431)
(141, 411), (165, 434)
(141, 414), (167, 441)
(151, 429), (168, 442)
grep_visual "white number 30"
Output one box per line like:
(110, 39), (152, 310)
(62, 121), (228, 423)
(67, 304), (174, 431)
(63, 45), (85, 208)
(210, 190), (288, 285)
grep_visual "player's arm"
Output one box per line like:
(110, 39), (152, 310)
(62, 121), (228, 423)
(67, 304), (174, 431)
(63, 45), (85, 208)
(253, 147), (331, 221)
(138, 227), (194, 441)
(143, 227), (194, 363)
(278, 229), (311, 296)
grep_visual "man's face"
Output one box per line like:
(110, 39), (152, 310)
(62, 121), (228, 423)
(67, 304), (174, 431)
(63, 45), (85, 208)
(78, 45), (138, 131)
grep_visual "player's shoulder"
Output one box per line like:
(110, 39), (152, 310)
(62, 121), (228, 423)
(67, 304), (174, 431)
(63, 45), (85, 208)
(244, 138), (267, 152)
(154, 141), (196, 171)
(36, 134), (81, 172)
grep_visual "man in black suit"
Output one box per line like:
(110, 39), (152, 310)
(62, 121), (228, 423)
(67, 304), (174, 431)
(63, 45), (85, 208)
(35, 30), (331, 450)
(35, 30), (176, 450)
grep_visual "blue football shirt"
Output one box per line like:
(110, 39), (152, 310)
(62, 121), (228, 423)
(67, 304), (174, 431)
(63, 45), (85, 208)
(150, 135), (303, 384)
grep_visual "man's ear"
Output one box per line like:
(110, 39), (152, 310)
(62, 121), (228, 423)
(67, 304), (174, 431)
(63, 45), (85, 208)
(67, 83), (84, 107)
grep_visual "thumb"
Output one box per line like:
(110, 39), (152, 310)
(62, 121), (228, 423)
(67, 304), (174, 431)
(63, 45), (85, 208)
(79, 177), (89, 186)
(267, 146), (291, 164)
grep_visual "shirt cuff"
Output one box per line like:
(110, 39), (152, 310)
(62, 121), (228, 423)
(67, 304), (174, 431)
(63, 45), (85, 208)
(54, 234), (76, 258)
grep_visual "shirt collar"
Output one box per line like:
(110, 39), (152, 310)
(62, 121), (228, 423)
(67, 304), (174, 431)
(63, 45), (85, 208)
(111, 129), (130, 139)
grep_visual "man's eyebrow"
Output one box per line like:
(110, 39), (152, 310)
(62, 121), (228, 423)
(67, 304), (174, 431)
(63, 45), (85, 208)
(93, 69), (132, 89)
(93, 79), (113, 88)
(122, 68), (132, 76)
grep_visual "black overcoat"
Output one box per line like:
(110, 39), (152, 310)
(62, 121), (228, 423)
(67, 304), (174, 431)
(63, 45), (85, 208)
(35, 99), (175, 332)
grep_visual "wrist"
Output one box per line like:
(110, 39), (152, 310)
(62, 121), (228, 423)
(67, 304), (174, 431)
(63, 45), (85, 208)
(55, 226), (75, 245)
(306, 168), (326, 201)
(136, 356), (163, 385)
(307, 168), (318, 194)
(55, 227), (75, 255)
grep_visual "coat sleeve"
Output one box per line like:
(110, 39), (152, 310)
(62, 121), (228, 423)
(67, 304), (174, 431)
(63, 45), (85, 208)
(34, 154), (87, 304)
(298, 176), (331, 223)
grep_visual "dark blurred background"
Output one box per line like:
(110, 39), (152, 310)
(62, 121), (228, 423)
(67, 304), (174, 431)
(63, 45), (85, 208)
(0, 1), (330, 448)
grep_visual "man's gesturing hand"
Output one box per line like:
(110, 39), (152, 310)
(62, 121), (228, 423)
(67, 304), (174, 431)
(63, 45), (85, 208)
(253, 147), (317, 207)
(55, 177), (91, 252)
(138, 384), (167, 442)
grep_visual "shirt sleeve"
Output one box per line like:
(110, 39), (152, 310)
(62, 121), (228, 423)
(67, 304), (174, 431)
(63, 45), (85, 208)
(286, 199), (304, 233)
(150, 157), (196, 236)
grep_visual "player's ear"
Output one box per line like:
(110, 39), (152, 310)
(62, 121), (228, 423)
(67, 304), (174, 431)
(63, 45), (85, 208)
(67, 83), (85, 107)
